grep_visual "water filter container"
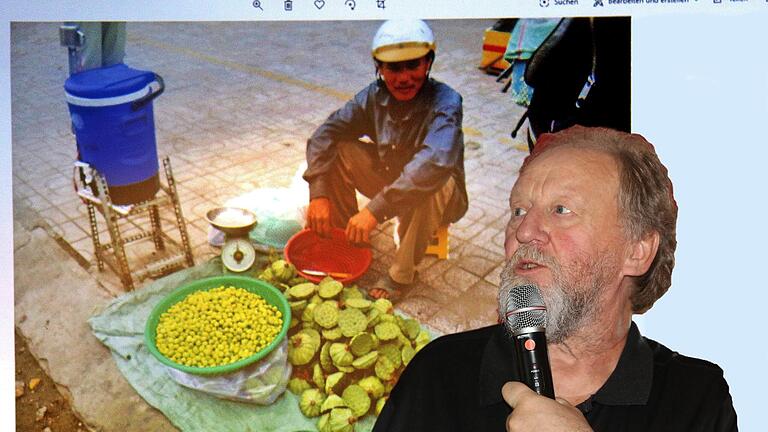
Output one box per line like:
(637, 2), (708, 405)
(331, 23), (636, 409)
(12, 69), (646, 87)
(65, 63), (164, 204)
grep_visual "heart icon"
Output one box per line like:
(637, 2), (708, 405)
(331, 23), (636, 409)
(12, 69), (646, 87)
(314, 0), (325, 9)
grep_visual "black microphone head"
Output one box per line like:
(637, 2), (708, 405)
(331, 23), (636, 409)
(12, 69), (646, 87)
(499, 283), (548, 334)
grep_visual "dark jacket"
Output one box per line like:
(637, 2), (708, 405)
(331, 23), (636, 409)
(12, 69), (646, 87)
(303, 78), (468, 223)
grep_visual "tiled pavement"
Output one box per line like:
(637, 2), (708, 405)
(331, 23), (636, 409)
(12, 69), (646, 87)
(11, 20), (529, 334)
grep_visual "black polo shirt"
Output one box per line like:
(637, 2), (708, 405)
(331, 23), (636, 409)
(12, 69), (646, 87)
(372, 322), (737, 431)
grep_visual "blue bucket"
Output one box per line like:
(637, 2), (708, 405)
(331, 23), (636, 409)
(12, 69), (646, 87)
(65, 64), (164, 204)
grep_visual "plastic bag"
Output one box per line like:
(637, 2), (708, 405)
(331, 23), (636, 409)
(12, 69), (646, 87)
(163, 338), (292, 404)
(208, 163), (309, 251)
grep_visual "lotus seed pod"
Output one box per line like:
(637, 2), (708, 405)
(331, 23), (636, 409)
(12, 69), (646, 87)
(258, 267), (275, 282)
(322, 326), (343, 341)
(318, 278), (344, 299)
(284, 262), (297, 281)
(375, 397), (387, 416)
(325, 371), (346, 395)
(344, 298), (372, 311)
(320, 341), (335, 372)
(314, 301), (340, 329)
(374, 322), (401, 341)
(288, 282), (317, 300)
(330, 342), (354, 368)
(317, 413), (330, 432)
(302, 321), (322, 333)
(401, 344), (416, 366)
(378, 313), (396, 323)
(290, 300), (307, 314)
(352, 351), (379, 370)
(342, 384), (372, 418)
(302, 303), (317, 323)
(357, 376), (385, 399)
(271, 259), (296, 282)
(313, 363), (326, 389)
(415, 329), (431, 347)
(370, 334), (380, 349)
(366, 308), (382, 328)
(299, 328), (322, 349)
(396, 334), (412, 348)
(336, 364), (355, 373)
(374, 356), (396, 381)
(288, 332), (318, 366)
(399, 318), (421, 340)
(321, 393), (347, 412)
(349, 332), (375, 356)
(377, 343), (403, 369)
(288, 377), (312, 395)
(328, 407), (356, 432)
(341, 286), (365, 301)
(338, 308), (368, 337)
(270, 259), (287, 273)
(289, 276), (308, 286)
(414, 329), (429, 352)
(372, 298), (394, 315)
(299, 388), (326, 418)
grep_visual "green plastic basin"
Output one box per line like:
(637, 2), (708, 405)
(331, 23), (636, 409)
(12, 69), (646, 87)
(145, 275), (291, 375)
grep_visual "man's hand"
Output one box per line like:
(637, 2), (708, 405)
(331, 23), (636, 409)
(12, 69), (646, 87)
(307, 197), (333, 237)
(345, 207), (378, 245)
(502, 382), (592, 432)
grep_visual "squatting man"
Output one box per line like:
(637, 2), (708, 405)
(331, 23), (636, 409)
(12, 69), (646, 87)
(302, 19), (468, 301)
(372, 126), (737, 431)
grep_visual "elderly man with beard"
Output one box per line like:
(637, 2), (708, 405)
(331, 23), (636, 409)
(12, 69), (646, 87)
(372, 126), (737, 432)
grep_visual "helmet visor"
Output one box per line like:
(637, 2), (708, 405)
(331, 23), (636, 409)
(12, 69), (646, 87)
(373, 42), (432, 63)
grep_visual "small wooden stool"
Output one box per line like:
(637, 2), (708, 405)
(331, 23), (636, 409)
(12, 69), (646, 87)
(425, 225), (450, 259)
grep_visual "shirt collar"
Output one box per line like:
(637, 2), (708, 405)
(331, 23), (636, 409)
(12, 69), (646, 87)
(478, 321), (653, 407)
(589, 321), (653, 406)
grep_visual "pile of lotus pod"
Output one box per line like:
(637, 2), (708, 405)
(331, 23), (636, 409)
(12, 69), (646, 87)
(258, 259), (431, 432)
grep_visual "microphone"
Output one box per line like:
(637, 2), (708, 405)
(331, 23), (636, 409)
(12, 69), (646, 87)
(499, 283), (555, 399)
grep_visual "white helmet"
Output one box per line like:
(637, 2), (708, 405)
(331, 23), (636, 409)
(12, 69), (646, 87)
(371, 19), (436, 63)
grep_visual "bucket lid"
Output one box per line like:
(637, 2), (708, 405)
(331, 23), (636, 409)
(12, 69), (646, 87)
(65, 63), (155, 100)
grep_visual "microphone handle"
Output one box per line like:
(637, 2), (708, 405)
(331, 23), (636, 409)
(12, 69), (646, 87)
(513, 329), (555, 399)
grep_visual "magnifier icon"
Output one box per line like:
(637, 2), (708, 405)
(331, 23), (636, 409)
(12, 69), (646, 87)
(252, 0), (264, 10)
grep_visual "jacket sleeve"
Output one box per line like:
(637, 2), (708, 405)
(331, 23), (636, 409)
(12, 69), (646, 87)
(710, 379), (738, 432)
(367, 93), (464, 222)
(303, 87), (370, 201)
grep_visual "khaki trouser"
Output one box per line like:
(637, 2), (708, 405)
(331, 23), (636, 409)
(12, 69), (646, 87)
(323, 140), (456, 285)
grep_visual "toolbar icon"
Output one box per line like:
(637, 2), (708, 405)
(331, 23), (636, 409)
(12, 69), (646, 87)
(346, 0), (356, 9)
(594, 0), (604, 6)
(539, 0), (550, 7)
(377, 0), (386, 8)
(285, 0), (293, 11)
(315, 0), (326, 9)
(252, 0), (264, 10)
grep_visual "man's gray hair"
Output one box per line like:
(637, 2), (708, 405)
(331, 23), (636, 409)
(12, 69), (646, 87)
(521, 126), (678, 313)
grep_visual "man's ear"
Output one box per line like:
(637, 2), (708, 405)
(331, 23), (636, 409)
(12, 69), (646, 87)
(624, 231), (660, 277)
